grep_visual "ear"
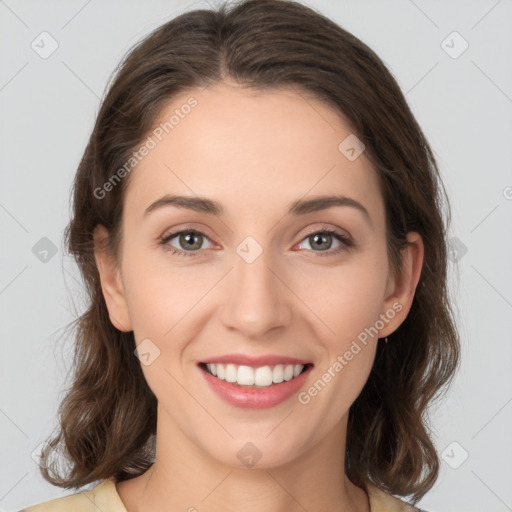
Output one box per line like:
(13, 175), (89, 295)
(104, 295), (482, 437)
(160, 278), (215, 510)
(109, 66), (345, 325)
(378, 231), (424, 338)
(93, 224), (132, 332)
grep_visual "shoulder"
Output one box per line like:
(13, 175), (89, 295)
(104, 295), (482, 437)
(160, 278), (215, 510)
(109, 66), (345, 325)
(19, 479), (127, 512)
(365, 482), (430, 512)
(20, 478), (430, 512)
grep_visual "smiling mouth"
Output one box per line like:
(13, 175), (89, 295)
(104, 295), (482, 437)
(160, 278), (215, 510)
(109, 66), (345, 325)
(198, 362), (313, 388)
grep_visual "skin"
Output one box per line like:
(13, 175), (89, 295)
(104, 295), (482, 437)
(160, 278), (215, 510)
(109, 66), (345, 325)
(94, 79), (424, 512)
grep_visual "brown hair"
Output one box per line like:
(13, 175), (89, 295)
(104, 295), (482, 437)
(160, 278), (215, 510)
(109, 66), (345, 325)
(40, 0), (460, 504)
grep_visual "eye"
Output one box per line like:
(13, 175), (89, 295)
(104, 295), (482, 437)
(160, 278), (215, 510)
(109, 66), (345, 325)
(160, 229), (213, 257)
(295, 228), (352, 257)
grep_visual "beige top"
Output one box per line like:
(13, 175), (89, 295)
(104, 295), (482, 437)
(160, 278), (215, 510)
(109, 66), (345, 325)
(20, 478), (425, 511)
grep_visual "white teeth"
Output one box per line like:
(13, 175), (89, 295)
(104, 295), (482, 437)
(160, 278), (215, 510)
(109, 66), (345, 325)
(293, 364), (303, 377)
(272, 365), (284, 383)
(225, 364), (237, 383)
(237, 365), (255, 385)
(283, 365), (294, 381)
(204, 363), (307, 387)
(255, 366), (273, 387)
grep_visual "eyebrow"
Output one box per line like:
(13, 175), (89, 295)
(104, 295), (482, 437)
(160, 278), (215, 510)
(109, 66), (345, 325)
(144, 194), (371, 224)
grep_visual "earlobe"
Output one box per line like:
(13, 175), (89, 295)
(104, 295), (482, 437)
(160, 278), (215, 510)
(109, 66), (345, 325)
(93, 224), (133, 332)
(379, 232), (424, 338)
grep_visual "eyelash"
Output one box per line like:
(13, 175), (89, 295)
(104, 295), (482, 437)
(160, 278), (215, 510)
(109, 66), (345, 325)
(159, 226), (353, 258)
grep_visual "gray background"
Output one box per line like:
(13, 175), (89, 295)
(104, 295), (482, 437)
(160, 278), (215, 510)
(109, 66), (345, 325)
(1, 1), (511, 511)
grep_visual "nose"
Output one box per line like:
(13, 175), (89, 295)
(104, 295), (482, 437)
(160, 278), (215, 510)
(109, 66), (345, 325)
(220, 247), (293, 339)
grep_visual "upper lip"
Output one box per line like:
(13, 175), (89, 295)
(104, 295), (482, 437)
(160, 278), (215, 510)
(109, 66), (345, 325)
(199, 353), (313, 368)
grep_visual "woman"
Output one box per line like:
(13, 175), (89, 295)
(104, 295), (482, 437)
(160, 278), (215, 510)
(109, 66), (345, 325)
(21, 0), (460, 510)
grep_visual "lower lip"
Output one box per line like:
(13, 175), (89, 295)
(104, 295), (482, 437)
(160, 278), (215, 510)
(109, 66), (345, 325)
(198, 364), (313, 409)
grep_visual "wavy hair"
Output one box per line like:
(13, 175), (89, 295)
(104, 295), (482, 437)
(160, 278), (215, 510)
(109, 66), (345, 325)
(40, 0), (460, 504)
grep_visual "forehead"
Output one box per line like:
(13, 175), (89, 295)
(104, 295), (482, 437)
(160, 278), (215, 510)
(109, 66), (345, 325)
(123, 82), (384, 226)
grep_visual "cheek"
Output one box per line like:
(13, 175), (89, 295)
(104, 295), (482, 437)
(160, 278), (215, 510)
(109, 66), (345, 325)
(120, 248), (209, 395)
(297, 263), (384, 418)
(293, 252), (388, 341)
(121, 245), (207, 338)
(294, 253), (386, 400)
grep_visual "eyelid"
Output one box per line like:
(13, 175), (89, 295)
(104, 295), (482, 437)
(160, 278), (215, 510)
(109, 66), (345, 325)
(160, 223), (214, 242)
(297, 224), (353, 244)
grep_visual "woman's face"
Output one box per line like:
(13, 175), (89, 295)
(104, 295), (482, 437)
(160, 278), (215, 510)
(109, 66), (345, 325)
(95, 80), (422, 469)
